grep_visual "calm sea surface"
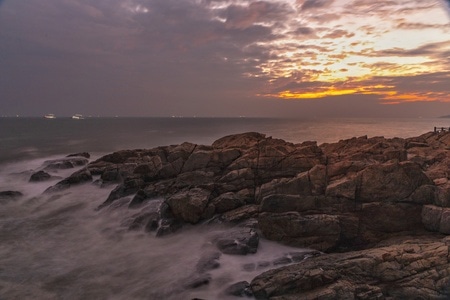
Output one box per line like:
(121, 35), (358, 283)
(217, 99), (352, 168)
(0, 117), (447, 163)
(0, 117), (448, 299)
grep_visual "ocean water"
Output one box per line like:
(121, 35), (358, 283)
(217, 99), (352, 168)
(0, 117), (448, 299)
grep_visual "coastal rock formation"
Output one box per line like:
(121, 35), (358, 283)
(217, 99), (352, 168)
(251, 237), (450, 299)
(46, 131), (450, 298)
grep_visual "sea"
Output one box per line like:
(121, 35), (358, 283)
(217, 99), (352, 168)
(0, 116), (448, 299)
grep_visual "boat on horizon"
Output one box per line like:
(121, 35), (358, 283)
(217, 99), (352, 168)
(72, 114), (84, 119)
(44, 114), (56, 119)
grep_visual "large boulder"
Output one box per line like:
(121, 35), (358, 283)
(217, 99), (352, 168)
(357, 161), (432, 203)
(166, 187), (211, 224)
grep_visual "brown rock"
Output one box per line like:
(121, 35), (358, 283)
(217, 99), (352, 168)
(358, 161), (432, 203)
(258, 212), (341, 251)
(166, 187), (211, 224)
(251, 239), (450, 299)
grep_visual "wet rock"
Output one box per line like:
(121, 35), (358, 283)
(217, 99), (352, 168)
(44, 157), (89, 170)
(180, 273), (211, 289)
(67, 152), (90, 158)
(45, 168), (92, 192)
(272, 250), (322, 266)
(213, 228), (259, 255)
(128, 189), (150, 209)
(223, 281), (253, 297)
(0, 191), (23, 203)
(195, 251), (221, 273)
(29, 170), (51, 182)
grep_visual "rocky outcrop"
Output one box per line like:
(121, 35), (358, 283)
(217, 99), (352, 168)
(47, 131), (450, 250)
(45, 131), (450, 298)
(251, 237), (450, 299)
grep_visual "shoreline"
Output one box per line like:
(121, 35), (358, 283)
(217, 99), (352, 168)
(2, 130), (450, 298)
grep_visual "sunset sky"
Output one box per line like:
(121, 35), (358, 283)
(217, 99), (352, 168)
(1, 0), (449, 117)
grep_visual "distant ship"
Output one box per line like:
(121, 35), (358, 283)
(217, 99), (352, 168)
(44, 114), (56, 119)
(72, 114), (84, 119)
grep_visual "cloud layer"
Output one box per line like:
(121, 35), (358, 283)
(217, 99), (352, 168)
(0, 0), (449, 117)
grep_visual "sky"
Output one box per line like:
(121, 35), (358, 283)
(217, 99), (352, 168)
(0, 0), (449, 118)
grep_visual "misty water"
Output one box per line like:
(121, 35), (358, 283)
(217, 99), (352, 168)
(1, 117), (449, 299)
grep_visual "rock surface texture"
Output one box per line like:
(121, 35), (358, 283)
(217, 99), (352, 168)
(48, 131), (450, 298)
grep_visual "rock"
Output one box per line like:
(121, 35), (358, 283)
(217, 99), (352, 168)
(212, 132), (265, 149)
(258, 212), (341, 252)
(210, 192), (246, 214)
(45, 168), (92, 192)
(38, 131), (450, 297)
(212, 228), (259, 255)
(422, 204), (443, 232)
(44, 157), (89, 170)
(29, 170), (51, 182)
(195, 251), (222, 273)
(250, 238), (450, 299)
(128, 189), (150, 209)
(357, 161), (432, 203)
(219, 205), (259, 224)
(180, 273), (211, 289)
(0, 191), (23, 203)
(260, 194), (318, 213)
(67, 152), (90, 158)
(166, 188), (211, 224)
(223, 281), (253, 297)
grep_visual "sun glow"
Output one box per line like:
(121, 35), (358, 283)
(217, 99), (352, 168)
(246, 0), (450, 103)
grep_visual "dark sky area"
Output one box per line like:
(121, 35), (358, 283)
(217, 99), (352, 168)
(1, 0), (449, 117)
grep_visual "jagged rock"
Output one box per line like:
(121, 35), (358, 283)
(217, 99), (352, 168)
(40, 131), (450, 297)
(358, 161), (432, 203)
(166, 187), (211, 224)
(29, 170), (51, 182)
(45, 168), (92, 192)
(250, 238), (450, 299)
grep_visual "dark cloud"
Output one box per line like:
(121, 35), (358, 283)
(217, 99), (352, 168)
(294, 26), (316, 35)
(301, 0), (334, 11)
(219, 1), (293, 29)
(378, 41), (450, 58)
(322, 29), (355, 39)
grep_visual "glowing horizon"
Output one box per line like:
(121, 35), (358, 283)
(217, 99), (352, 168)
(233, 0), (450, 103)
